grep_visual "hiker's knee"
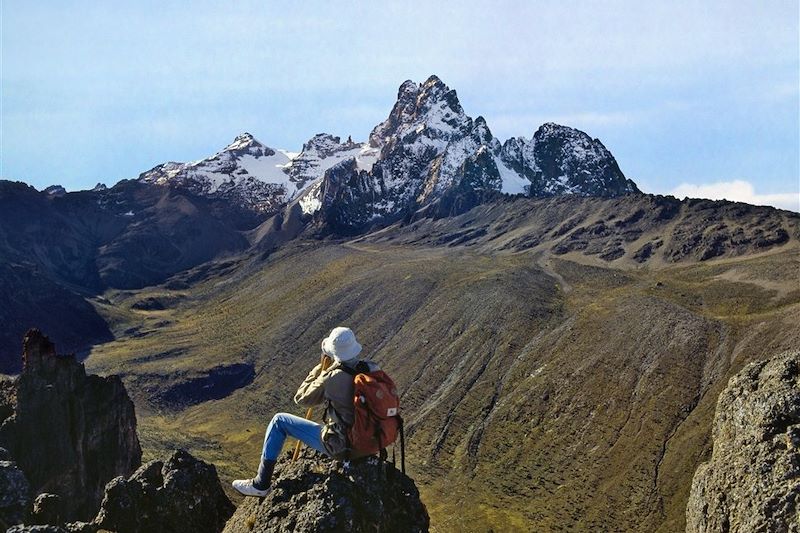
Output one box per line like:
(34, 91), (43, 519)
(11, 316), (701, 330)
(271, 412), (290, 428)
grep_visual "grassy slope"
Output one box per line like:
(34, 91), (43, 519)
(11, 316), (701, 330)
(86, 236), (800, 532)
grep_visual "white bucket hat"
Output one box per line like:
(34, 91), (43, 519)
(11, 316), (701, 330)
(321, 327), (362, 362)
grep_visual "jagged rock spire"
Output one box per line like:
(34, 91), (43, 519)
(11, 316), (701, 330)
(0, 330), (142, 521)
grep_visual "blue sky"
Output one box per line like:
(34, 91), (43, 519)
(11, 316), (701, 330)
(2, 1), (798, 210)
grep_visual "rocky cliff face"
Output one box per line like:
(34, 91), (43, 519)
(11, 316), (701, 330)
(223, 452), (429, 533)
(0, 330), (142, 521)
(289, 133), (379, 198)
(686, 350), (800, 532)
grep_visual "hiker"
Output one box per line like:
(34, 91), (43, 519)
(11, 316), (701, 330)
(232, 326), (365, 497)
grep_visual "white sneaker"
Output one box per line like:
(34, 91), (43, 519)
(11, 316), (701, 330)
(232, 478), (270, 497)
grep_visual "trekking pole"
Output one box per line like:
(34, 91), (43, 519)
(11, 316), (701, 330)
(292, 353), (331, 462)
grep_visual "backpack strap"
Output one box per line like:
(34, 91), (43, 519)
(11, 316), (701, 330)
(341, 360), (370, 376)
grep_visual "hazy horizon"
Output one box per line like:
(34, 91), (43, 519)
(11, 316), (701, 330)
(2, 1), (798, 210)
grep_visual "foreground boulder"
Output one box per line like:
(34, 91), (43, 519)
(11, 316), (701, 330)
(686, 350), (800, 532)
(94, 449), (234, 533)
(223, 452), (429, 532)
(29, 493), (64, 526)
(0, 330), (142, 521)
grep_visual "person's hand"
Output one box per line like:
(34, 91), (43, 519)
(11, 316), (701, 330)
(309, 354), (333, 379)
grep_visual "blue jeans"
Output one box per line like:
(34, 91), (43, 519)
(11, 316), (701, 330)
(261, 412), (328, 461)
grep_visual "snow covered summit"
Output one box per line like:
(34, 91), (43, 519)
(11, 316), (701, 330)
(297, 75), (639, 230)
(138, 133), (300, 213)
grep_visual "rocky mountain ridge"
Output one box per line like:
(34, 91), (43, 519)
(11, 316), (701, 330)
(1, 173), (796, 375)
(296, 75), (638, 230)
(355, 194), (798, 266)
(0, 178), (258, 372)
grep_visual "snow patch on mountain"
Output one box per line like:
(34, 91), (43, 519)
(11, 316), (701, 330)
(495, 156), (530, 194)
(298, 180), (323, 215)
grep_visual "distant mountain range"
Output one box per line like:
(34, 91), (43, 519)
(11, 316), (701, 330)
(129, 75), (636, 228)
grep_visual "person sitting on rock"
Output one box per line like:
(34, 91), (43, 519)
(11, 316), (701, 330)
(232, 326), (364, 497)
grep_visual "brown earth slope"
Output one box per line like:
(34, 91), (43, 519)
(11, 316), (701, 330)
(85, 195), (800, 532)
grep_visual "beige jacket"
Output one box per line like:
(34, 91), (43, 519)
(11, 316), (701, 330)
(294, 359), (357, 458)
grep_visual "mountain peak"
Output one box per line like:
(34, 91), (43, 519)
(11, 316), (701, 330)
(369, 75), (467, 147)
(417, 75), (460, 110)
(301, 133), (346, 155)
(225, 132), (269, 153)
(421, 74), (448, 93)
(525, 122), (639, 196)
(536, 122), (579, 137)
(43, 185), (67, 197)
(136, 76), (639, 227)
(397, 79), (419, 99)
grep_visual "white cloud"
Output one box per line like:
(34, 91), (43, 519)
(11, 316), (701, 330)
(669, 180), (799, 212)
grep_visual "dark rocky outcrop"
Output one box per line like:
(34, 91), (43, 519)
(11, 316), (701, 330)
(223, 452), (429, 533)
(686, 350), (800, 532)
(42, 186), (66, 197)
(313, 158), (388, 235)
(0, 262), (113, 375)
(93, 449), (234, 533)
(423, 146), (504, 219)
(0, 330), (142, 521)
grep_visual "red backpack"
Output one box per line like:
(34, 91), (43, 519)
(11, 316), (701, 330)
(342, 361), (405, 472)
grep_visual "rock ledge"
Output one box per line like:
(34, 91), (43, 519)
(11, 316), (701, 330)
(223, 451), (429, 533)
